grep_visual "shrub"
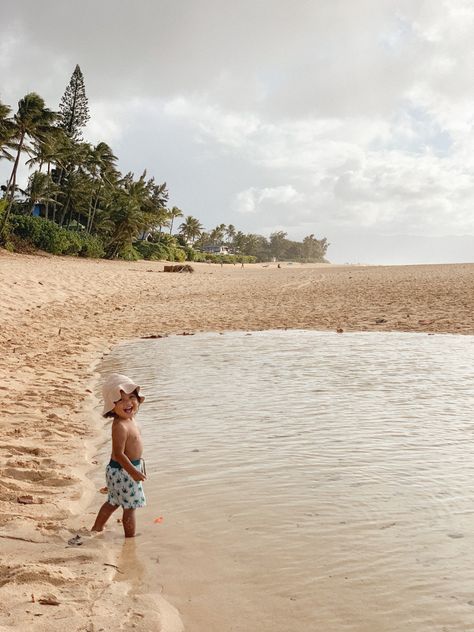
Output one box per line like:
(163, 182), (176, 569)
(181, 249), (259, 264)
(149, 232), (178, 248)
(10, 215), (105, 258)
(12, 215), (69, 254)
(185, 248), (207, 262)
(0, 200), (12, 246)
(187, 246), (212, 261)
(116, 244), (140, 260)
(62, 230), (82, 255)
(133, 240), (171, 260)
(12, 214), (42, 242)
(3, 240), (15, 252)
(192, 252), (257, 264)
(79, 234), (105, 258)
(133, 240), (187, 262)
(172, 247), (186, 262)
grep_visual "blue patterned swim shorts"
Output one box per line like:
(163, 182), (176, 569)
(105, 459), (146, 509)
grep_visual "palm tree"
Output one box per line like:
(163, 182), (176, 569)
(0, 99), (15, 163)
(5, 94), (56, 200)
(209, 223), (226, 244)
(149, 206), (170, 242)
(226, 224), (236, 245)
(242, 233), (270, 258)
(105, 190), (144, 258)
(27, 127), (63, 172)
(25, 171), (60, 214)
(1, 93), (56, 229)
(232, 230), (246, 253)
(178, 215), (203, 244)
(84, 141), (118, 232)
(57, 140), (91, 226)
(194, 230), (211, 249)
(85, 142), (117, 184)
(26, 127), (70, 220)
(104, 174), (151, 258)
(147, 180), (169, 221)
(168, 206), (183, 234)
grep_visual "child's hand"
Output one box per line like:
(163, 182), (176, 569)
(131, 468), (146, 482)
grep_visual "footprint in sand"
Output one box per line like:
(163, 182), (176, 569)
(2, 467), (76, 487)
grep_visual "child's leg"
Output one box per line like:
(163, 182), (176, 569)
(91, 501), (119, 532)
(122, 508), (136, 537)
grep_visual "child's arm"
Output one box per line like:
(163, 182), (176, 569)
(111, 423), (146, 482)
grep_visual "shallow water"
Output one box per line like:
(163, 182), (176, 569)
(98, 330), (474, 631)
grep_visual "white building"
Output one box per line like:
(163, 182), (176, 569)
(202, 245), (231, 255)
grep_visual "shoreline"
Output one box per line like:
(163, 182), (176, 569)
(1, 251), (473, 631)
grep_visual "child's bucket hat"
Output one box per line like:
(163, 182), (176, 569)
(102, 373), (145, 416)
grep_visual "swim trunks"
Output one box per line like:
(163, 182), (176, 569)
(105, 459), (146, 509)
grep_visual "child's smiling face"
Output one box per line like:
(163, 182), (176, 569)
(113, 390), (139, 420)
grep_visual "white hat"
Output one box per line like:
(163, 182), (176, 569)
(102, 373), (145, 417)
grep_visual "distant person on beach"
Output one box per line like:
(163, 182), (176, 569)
(91, 373), (147, 537)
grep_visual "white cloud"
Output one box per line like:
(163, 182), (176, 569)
(235, 185), (303, 214)
(159, 93), (474, 239)
(164, 97), (260, 149)
(2, 0), (474, 263)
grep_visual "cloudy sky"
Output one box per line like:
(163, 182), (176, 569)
(2, 0), (474, 264)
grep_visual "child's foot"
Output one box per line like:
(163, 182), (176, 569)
(124, 530), (143, 538)
(70, 527), (104, 538)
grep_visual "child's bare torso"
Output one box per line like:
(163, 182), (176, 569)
(111, 418), (143, 461)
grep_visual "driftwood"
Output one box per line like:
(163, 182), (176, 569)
(38, 597), (60, 606)
(163, 264), (194, 273)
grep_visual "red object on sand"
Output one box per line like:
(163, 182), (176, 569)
(154, 517), (164, 524)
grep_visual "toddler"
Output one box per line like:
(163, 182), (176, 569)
(92, 373), (147, 537)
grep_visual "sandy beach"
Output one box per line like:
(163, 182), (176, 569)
(1, 250), (473, 631)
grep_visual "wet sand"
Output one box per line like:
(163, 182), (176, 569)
(0, 250), (473, 631)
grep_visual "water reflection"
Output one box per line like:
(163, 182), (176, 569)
(115, 538), (145, 584)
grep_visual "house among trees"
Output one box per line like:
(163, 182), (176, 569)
(202, 245), (231, 255)
(138, 229), (153, 241)
(32, 203), (44, 217)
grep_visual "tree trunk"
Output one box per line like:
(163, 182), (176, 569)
(0, 133), (25, 230)
(89, 198), (98, 234)
(45, 162), (51, 220)
(156, 224), (163, 243)
(87, 183), (101, 233)
(59, 195), (71, 226)
(86, 196), (93, 233)
(5, 133), (24, 200)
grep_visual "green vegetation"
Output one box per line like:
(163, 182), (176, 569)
(0, 66), (329, 264)
(10, 215), (105, 257)
(59, 65), (90, 141)
(134, 239), (185, 262)
(193, 229), (329, 263)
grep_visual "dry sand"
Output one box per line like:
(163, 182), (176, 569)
(0, 250), (473, 631)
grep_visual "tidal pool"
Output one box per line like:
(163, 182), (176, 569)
(97, 330), (474, 632)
